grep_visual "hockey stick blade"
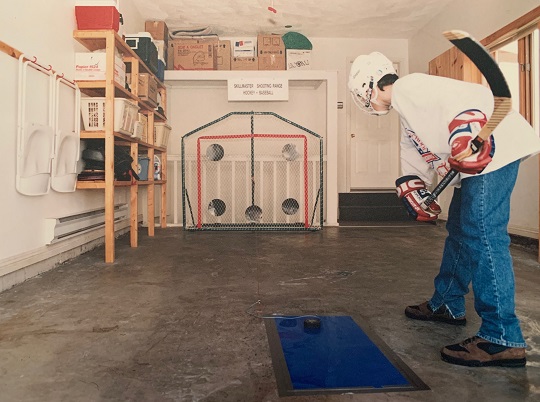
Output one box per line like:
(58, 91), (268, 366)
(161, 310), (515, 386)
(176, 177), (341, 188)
(423, 30), (512, 208)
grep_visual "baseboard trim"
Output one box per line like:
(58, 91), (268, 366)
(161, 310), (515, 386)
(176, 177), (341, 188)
(0, 218), (132, 292)
(507, 226), (538, 240)
(509, 233), (539, 252)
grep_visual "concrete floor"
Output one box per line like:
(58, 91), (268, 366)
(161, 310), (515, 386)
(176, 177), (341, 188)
(0, 225), (539, 402)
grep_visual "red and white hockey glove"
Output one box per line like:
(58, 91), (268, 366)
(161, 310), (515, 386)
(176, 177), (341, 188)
(447, 110), (494, 175)
(396, 175), (441, 222)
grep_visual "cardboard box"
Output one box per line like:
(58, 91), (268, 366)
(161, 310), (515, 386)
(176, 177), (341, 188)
(167, 41), (174, 69)
(171, 38), (218, 70)
(75, 52), (125, 86)
(232, 39), (256, 58)
(137, 113), (148, 142)
(145, 20), (169, 41)
(286, 49), (312, 70)
(257, 34), (285, 70)
(137, 73), (158, 105)
(231, 57), (258, 71)
(217, 40), (231, 70)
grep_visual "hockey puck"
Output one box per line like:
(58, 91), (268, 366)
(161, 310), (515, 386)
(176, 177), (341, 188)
(304, 318), (321, 329)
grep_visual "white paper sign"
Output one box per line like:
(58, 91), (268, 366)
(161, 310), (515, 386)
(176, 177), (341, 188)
(228, 78), (289, 101)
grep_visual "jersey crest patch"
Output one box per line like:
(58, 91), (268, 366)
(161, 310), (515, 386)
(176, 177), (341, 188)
(405, 128), (450, 179)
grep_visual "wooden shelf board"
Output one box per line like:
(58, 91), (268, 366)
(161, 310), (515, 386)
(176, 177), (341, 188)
(76, 179), (166, 189)
(74, 30), (135, 58)
(80, 131), (158, 147)
(115, 181), (134, 186)
(77, 81), (137, 101)
(80, 130), (136, 142)
(138, 99), (163, 117)
(155, 110), (167, 121)
(139, 107), (167, 121)
(76, 180), (136, 189)
(139, 98), (158, 109)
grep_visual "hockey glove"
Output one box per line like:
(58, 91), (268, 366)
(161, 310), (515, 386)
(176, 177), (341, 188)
(447, 110), (494, 175)
(396, 175), (441, 222)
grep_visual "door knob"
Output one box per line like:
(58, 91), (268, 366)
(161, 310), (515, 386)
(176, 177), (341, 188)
(351, 133), (355, 138)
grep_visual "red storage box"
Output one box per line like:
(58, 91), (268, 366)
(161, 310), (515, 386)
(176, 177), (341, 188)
(75, 6), (120, 32)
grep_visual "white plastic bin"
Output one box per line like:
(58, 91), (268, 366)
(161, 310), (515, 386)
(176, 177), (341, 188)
(81, 98), (139, 136)
(154, 122), (171, 148)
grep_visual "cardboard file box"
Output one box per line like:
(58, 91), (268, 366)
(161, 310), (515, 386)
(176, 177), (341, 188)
(258, 34), (285, 70)
(75, 52), (126, 86)
(171, 38), (217, 70)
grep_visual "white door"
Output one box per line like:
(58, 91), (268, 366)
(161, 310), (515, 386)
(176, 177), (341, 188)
(348, 62), (400, 190)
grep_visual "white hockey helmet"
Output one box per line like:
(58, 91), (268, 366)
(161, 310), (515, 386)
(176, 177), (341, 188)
(348, 52), (396, 115)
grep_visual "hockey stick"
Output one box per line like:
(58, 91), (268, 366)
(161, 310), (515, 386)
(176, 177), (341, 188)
(422, 30), (512, 208)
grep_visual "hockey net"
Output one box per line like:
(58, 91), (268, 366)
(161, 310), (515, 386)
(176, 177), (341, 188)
(181, 112), (323, 231)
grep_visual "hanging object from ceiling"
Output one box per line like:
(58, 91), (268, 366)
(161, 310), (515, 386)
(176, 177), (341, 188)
(268, 0), (277, 13)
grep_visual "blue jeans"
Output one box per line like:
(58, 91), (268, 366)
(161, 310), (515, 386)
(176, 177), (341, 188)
(429, 160), (526, 348)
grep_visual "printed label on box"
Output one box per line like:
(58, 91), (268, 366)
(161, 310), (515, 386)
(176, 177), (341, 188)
(75, 53), (126, 85)
(172, 39), (217, 70)
(286, 49), (312, 70)
(233, 39), (256, 57)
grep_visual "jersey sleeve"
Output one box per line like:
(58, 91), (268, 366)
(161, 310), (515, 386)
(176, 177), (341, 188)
(399, 125), (437, 186)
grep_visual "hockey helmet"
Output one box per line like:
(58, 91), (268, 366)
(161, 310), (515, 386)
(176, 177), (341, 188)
(348, 52), (396, 115)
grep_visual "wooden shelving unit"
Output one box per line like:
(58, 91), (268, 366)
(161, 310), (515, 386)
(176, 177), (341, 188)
(74, 30), (168, 263)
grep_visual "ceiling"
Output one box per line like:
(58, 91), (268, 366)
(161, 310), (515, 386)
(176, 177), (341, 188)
(131, 0), (454, 39)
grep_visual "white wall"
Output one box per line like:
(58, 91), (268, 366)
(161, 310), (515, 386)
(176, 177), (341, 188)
(408, 1), (539, 238)
(0, 1), (144, 265)
(310, 38), (409, 193)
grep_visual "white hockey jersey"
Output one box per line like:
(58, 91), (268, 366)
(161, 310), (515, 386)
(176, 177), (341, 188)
(391, 73), (540, 186)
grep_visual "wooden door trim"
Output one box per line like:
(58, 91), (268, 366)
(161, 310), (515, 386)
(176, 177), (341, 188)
(481, 5), (540, 49)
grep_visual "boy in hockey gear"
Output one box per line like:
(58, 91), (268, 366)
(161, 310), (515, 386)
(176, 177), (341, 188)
(348, 52), (540, 367)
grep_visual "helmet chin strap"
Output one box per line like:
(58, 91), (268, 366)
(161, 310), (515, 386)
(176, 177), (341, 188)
(370, 86), (379, 103)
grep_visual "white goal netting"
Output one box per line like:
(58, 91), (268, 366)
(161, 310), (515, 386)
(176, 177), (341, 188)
(181, 112), (323, 231)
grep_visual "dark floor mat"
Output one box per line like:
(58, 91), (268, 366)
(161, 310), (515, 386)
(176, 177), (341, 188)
(265, 315), (429, 396)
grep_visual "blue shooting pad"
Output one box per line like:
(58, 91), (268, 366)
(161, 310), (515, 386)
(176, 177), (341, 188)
(267, 315), (429, 395)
